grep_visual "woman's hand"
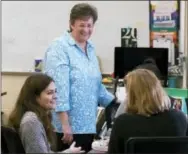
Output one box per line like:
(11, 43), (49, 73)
(61, 124), (73, 144)
(67, 141), (85, 153)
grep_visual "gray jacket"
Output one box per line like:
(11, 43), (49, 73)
(19, 111), (69, 153)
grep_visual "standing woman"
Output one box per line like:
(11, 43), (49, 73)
(44, 3), (114, 152)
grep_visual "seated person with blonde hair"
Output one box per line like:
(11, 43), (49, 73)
(108, 69), (187, 153)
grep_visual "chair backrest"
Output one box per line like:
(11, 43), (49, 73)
(125, 137), (188, 154)
(1, 126), (25, 154)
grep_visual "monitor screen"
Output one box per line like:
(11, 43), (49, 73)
(114, 47), (168, 86)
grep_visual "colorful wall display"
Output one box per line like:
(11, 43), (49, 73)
(149, 1), (180, 65)
(150, 1), (180, 31)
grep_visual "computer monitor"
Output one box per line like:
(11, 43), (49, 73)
(114, 47), (168, 87)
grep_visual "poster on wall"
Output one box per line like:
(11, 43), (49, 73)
(150, 31), (179, 66)
(149, 0), (180, 65)
(149, 1), (180, 31)
(121, 28), (137, 47)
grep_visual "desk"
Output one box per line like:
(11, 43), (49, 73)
(88, 150), (106, 154)
(164, 88), (188, 98)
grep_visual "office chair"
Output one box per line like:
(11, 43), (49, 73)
(1, 126), (25, 154)
(125, 136), (188, 154)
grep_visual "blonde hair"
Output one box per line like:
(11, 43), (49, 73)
(124, 69), (171, 117)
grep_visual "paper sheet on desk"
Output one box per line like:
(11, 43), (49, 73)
(115, 87), (127, 118)
(116, 87), (126, 103)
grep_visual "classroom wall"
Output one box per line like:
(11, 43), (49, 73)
(2, 1), (149, 73)
(1, 75), (28, 124)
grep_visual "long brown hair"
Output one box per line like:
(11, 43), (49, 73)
(8, 73), (55, 145)
(124, 69), (171, 117)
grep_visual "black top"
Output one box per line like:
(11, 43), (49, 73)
(108, 109), (188, 154)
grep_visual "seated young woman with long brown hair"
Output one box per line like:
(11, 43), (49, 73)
(8, 74), (84, 153)
(108, 69), (187, 153)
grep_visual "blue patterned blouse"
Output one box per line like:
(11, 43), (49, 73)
(43, 31), (114, 134)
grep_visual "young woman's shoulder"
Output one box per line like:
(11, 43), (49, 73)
(20, 111), (41, 127)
